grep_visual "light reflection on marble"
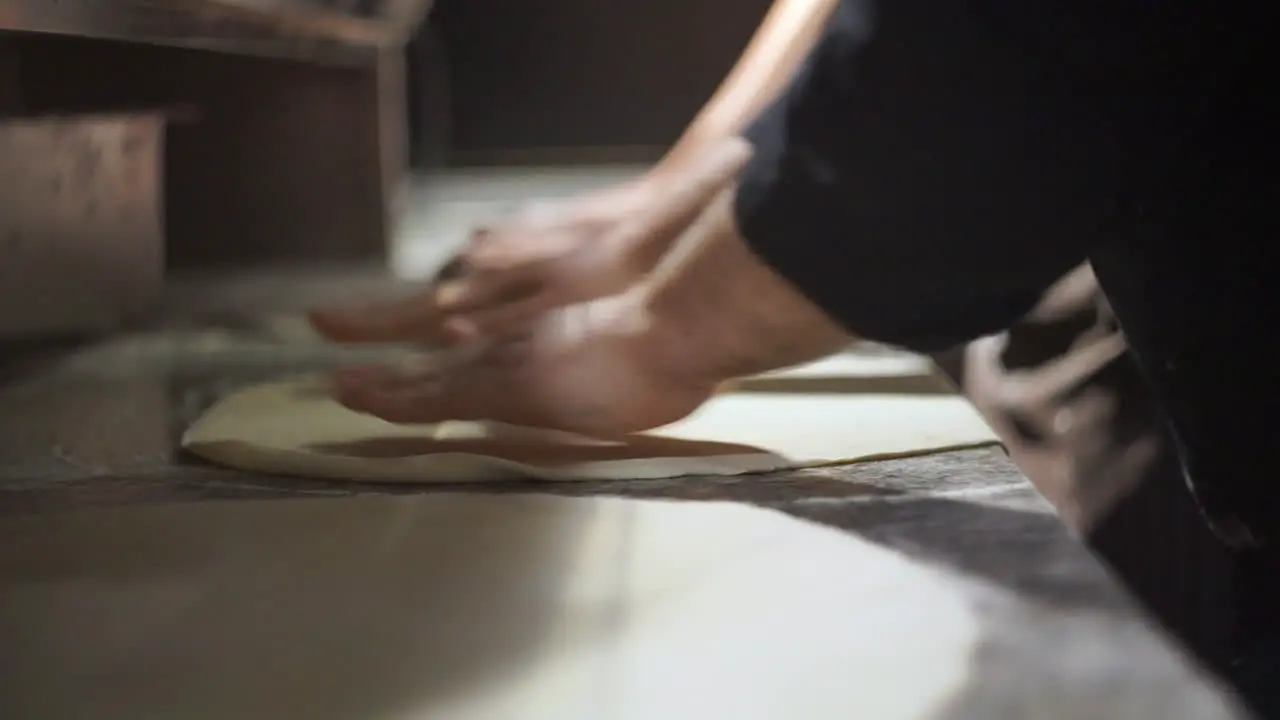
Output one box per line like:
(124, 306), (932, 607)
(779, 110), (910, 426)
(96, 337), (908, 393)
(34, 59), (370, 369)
(0, 494), (985, 720)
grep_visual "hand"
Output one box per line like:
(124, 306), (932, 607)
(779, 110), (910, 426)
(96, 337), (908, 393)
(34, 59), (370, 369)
(429, 193), (642, 342)
(332, 186), (853, 436)
(308, 138), (751, 347)
(303, 193), (626, 346)
(434, 138), (753, 341)
(333, 292), (718, 435)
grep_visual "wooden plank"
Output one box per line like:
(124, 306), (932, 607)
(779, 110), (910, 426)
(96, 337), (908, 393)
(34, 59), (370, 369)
(0, 0), (419, 66)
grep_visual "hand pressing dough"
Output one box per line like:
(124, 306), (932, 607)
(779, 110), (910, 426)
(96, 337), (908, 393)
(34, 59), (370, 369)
(182, 376), (999, 482)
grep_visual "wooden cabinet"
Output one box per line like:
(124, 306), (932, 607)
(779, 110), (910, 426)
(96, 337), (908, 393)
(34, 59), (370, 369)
(0, 0), (433, 269)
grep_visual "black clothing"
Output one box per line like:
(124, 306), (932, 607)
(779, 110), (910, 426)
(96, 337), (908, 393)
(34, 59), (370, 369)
(737, 0), (1275, 550)
(735, 3), (1276, 711)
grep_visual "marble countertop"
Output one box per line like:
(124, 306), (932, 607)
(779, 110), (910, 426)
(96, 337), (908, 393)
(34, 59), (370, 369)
(0, 320), (1250, 718)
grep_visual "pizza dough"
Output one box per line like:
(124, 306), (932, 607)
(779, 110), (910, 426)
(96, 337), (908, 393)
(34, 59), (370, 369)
(182, 375), (999, 483)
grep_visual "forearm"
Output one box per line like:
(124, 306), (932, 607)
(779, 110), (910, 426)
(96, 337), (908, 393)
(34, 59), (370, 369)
(728, 0), (1117, 352)
(637, 0), (1128, 375)
(653, 0), (837, 178)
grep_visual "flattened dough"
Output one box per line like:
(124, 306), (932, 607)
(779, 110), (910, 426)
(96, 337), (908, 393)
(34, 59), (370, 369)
(182, 376), (999, 482)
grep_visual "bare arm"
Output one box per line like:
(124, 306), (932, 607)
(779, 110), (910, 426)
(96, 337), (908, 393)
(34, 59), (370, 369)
(650, 0), (837, 180)
(639, 0), (1126, 385)
(638, 183), (853, 384)
(315, 0), (840, 345)
(616, 0), (836, 269)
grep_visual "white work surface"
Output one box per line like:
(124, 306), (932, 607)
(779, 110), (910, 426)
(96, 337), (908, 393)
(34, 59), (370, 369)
(0, 493), (1244, 720)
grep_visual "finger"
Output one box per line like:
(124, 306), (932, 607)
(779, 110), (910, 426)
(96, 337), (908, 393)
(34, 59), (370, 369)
(336, 359), (517, 426)
(339, 379), (450, 424)
(334, 362), (452, 424)
(447, 295), (553, 341)
(333, 356), (437, 395)
(434, 264), (544, 315)
(310, 290), (446, 344)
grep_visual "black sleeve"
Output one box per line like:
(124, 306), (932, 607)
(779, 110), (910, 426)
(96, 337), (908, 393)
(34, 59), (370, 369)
(736, 0), (1136, 353)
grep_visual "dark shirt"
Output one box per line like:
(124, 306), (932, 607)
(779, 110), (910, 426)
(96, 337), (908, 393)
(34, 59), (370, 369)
(736, 0), (1275, 550)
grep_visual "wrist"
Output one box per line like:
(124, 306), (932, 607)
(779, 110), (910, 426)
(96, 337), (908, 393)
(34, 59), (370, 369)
(639, 190), (853, 385)
(621, 136), (757, 274)
(649, 128), (725, 187)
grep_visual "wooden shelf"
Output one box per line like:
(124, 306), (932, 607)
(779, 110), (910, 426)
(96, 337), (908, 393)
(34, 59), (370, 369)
(0, 0), (430, 66)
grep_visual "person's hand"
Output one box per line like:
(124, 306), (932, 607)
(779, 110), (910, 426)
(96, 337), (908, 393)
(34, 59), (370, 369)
(425, 191), (645, 342)
(308, 138), (751, 347)
(331, 187), (853, 436)
(432, 138), (753, 342)
(332, 292), (718, 435)
(305, 182), (653, 346)
(302, 193), (622, 345)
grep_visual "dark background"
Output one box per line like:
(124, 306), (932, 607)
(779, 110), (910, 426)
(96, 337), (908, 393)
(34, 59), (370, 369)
(411, 0), (773, 166)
